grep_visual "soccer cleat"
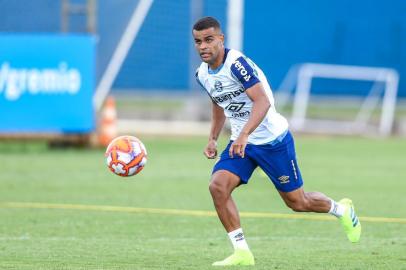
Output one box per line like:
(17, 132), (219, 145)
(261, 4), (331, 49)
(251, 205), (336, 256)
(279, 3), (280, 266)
(338, 198), (361, 243)
(212, 249), (255, 266)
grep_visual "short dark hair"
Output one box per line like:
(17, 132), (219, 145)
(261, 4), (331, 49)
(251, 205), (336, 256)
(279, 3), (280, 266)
(193, 16), (221, 31)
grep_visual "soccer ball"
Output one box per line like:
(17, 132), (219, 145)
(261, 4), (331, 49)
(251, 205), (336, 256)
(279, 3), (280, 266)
(105, 135), (147, 177)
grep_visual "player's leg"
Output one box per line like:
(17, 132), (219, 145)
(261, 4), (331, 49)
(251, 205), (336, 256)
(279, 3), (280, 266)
(209, 143), (256, 266)
(278, 188), (331, 213)
(255, 131), (361, 243)
(209, 170), (241, 232)
(209, 170), (255, 266)
(278, 188), (361, 243)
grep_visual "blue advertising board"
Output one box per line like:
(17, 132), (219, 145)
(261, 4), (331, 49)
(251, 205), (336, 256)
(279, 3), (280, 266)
(0, 34), (95, 133)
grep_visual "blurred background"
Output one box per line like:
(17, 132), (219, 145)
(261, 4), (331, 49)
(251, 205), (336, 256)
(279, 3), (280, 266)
(1, 1), (406, 269)
(0, 0), (405, 143)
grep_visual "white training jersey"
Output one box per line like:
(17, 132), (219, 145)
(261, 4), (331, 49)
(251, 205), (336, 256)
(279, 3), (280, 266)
(196, 48), (288, 145)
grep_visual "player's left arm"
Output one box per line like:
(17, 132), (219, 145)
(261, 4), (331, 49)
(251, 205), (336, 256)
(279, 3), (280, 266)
(229, 56), (271, 158)
(241, 83), (271, 135)
(229, 83), (270, 158)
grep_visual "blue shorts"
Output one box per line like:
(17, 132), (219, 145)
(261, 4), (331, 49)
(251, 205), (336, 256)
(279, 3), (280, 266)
(212, 131), (303, 192)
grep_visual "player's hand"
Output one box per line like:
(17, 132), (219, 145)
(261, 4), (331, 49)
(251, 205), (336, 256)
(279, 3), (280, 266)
(229, 132), (248, 158)
(204, 139), (218, 159)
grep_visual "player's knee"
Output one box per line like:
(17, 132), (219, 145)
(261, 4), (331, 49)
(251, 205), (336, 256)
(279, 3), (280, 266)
(209, 180), (227, 199)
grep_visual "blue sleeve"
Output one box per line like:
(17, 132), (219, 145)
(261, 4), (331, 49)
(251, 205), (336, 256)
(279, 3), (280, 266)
(230, 56), (260, 90)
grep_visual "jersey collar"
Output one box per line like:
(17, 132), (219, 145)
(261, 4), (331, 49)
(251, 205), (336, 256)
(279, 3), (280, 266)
(208, 48), (230, 74)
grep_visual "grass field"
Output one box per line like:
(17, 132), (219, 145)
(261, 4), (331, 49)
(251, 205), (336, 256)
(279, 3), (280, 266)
(1, 135), (406, 269)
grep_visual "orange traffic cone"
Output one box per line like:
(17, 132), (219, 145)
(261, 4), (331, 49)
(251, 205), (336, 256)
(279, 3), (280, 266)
(98, 96), (118, 147)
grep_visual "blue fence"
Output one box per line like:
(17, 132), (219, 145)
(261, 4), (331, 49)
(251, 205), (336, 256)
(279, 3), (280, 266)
(0, 34), (95, 133)
(0, 0), (404, 96)
(244, 0), (406, 97)
(114, 0), (227, 90)
(115, 0), (406, 96)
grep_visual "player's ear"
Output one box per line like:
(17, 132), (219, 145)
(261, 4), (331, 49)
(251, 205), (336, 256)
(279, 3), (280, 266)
(219, 34), (225, 44)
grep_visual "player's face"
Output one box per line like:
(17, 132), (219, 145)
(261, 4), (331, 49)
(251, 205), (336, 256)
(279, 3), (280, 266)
(193, 27), (224, 66)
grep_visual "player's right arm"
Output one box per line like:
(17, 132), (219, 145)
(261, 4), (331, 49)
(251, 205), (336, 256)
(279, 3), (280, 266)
(204, 101), (225, 159)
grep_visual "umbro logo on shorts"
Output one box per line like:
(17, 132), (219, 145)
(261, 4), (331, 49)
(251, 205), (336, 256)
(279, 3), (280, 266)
(278, 175), (290, 184)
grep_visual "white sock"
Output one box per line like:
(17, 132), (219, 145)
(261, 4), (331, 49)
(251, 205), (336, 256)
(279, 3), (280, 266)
(228, 228), (250, 251)
(328, 199), (346, 218)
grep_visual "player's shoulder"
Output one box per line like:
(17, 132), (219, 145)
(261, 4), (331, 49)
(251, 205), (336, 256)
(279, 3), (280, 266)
(225, 49), (261, 88)
(224, 49), (244, 67)
(225, 49), (258, 75)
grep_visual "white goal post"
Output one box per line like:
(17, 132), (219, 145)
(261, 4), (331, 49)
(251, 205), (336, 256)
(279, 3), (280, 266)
(278, 63), (399, 137)
(93, 0), (154, 112)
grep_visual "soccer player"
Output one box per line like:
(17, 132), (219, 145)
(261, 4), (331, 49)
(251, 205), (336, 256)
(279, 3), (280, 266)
(193, 17), (361, 266)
